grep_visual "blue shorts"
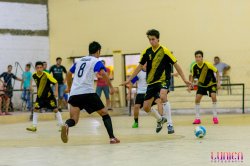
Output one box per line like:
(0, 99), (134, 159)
(52, 84), (66, 99)
(96, 86), (110, 99)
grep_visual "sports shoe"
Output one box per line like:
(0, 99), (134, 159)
(110, 137), (120, 144)
(26, 126), (37, 132)
(167, 125), (175, 134)
(213, 117), (219, 124)
(156, 117), (167, 133)
(192, 118), (201, 124)
(132, 122), (138, 128)
(61, 124), (69, 143)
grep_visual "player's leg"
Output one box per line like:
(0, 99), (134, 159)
(26, 98), (40, 132)
(132, 104), (141, 128)
(193, 94), (203, 124)
(160, 88), (174, 134)
(61, 105), (80, 143)
(210, 85), (219, 124)
(132, 94), (144, 128)
(96, 109), (120, 144)
(103, 86), (112, 110)
(143, 84), (167, 133)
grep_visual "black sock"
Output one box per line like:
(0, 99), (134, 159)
(134, 118), (138, 123)
(102, 114), (115, 138)
(65, 119), (75, 127)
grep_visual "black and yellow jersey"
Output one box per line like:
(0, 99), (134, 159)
(139, 45), (177, 85)
(33, 71), (57, 98)
(192, 61), (218, 87)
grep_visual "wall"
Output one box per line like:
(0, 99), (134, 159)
(49, 0), (250, 106)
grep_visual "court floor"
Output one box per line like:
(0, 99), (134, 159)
(0, 113), (249, 166)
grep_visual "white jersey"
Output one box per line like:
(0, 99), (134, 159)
(69, 56), (105, 96)
(131, 70), (147, 94)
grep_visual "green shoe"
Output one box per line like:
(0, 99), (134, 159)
(132, 122), (138, 128)
(26, 126), (37, 132)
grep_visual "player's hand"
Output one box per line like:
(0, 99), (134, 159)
(110, 87), (115, 95)
(120, 80), (130, 86)
(187, 85), (192, 93)
(184, 80), (192, 87)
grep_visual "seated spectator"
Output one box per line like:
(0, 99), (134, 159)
(214, 56), (231, 76)
(0, 65), (22, 115)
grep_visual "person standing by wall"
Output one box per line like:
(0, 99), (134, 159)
(21, 64), (33, 112)
(0, 65), (22, 115)
(49, 57), (67, 112)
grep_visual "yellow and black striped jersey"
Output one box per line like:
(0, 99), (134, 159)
(192, 61), (218, 87)
(33, 72), (57, 98)
(139, 45), (177, 85)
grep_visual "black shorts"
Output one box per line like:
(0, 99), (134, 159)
(161, 80), (171, 90)
(135, 93), (159, 108)
(144, 81), (170, 101)
(35, 95), (57, 110)
(197, 85), (217, 97)
(68, 93), (105, 114)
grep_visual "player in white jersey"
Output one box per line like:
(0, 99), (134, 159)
(128, 64), (163, 130)
(61, 41), (120, 144)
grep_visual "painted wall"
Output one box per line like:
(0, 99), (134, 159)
(49, 0), (250, 106)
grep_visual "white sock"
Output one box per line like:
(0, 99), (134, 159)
(151, 107), (162, 122)
(163, 102), (173, 126)
(212, 102), (218, 117)
(32, 112), (38, 127)
(55, 111), (63, 126)
(195, 104), (200, 119)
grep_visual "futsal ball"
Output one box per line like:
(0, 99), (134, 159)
(194, 126), (206, 138)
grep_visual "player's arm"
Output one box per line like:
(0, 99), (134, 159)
(46, 72), (58, 97)
(207, 62), (221, 89)
(171, 72), (179, 77)
(173, 63), (191, 87)
(120, 64), (143, 86)
(126, 76), (138, 100)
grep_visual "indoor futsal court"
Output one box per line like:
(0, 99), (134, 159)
(0, 0), (250, 166)
(0, 112), (250, 166)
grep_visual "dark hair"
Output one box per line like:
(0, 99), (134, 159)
(56, 57), (62, 61)
(89, 41), (101, 54)
(7, 65), (12, 68)
(35, 61), (43, 67)
(146, 29), (160, 39)
(26, 64), (31, 68)
(214, 56), (220, 60)
(194, 50), (203, 57)
(43, 61), (47, 64)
